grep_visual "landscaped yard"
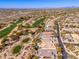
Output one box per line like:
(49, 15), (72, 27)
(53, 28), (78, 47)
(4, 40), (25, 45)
(0, 19), (23, 38)
(12, 45), (22, 54)
(22, 38), (30, 43)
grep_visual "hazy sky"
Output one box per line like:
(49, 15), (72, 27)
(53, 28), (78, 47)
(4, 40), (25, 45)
(0, 0), (79, 8)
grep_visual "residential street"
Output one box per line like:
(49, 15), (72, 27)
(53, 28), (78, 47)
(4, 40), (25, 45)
(56, 21), (67, 59)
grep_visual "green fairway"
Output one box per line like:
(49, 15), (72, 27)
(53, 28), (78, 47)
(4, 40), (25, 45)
(0, 19), (23, 38)
(31, 17), (45, 28)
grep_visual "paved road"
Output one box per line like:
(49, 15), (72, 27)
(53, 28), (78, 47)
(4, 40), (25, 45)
(56, 21), (67, 59)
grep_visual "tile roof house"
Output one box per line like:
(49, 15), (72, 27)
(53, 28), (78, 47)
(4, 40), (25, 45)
(40, 32), (52, 40)
(38, 49), (56, 59)
(45, 20), (54, 32)
(38, 32), (57, 59)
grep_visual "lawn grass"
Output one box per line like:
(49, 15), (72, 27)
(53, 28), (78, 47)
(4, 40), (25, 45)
(0, 19), (23, 38)
(31, 17), (45, 28)
(12, 45), (22, 54)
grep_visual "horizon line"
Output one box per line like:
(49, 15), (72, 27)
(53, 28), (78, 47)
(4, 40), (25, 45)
(0, 6), (79, 9)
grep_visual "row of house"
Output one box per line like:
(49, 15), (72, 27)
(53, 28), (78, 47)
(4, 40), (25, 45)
(38, 18), (57, 59)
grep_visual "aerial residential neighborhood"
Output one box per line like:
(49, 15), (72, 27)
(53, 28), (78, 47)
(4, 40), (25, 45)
(0, 0), (79, 59)
(0, 8), (79, 59)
